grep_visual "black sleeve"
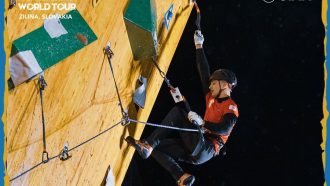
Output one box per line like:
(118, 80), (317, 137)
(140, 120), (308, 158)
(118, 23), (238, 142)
(203, 113), (237, 135)
(196, 48), (211, 95)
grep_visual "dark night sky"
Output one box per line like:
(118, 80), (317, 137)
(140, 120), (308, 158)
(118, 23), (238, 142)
(123, 0), (325, 185)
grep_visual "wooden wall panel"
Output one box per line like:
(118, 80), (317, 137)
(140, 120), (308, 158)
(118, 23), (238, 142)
(4, 0), (193, 185)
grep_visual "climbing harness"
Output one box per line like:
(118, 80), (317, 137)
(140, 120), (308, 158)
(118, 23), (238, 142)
(38, 73), (49, 163)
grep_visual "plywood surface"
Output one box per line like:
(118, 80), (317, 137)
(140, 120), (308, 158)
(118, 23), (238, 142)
(5, 0), (193, 185)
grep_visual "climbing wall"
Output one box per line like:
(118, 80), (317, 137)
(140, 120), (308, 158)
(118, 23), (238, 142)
(4, 0), (193, 185)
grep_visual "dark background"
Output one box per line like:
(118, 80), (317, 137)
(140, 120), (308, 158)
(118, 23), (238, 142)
(123, 0), (325, 185)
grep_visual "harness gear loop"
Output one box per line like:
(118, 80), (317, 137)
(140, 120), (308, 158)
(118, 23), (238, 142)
(38, 74), (49, 162)
(104, 42), (127, 119)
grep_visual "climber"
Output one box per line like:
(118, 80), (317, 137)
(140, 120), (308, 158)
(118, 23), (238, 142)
(125, 30), (239, 186)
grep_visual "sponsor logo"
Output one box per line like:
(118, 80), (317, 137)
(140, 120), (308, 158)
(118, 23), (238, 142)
(229, 105), (237, 111)
(208, 99), (215, 108)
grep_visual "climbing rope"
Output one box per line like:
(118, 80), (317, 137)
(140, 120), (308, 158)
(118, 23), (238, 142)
(128, 118), (199, 132)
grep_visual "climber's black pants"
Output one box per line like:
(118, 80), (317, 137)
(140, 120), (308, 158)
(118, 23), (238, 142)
(145, 106), (215, 180)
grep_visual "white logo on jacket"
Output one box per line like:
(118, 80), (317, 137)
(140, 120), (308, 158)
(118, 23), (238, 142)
(229, 105), (237, 111)
(208, 99), (215, 108)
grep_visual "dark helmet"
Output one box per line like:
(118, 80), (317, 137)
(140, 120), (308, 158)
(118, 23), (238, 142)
(209, 69), (237, 88)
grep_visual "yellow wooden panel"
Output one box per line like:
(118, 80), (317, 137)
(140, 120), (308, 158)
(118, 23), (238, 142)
(4, 0), (193, 185)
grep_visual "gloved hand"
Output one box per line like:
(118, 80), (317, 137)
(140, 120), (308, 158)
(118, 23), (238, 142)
(188, 111), (204, 126)
(194, 30), (204, 46)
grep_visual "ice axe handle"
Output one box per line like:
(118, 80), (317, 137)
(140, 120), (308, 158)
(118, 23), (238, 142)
(182, 98), (198, 126)
(193, 1), (201, 31)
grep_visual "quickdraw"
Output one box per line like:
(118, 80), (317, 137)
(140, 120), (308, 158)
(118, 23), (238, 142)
(38, 74), (49, 163)
(59, 143), (71, 161)
(104, 42), (130, 126)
